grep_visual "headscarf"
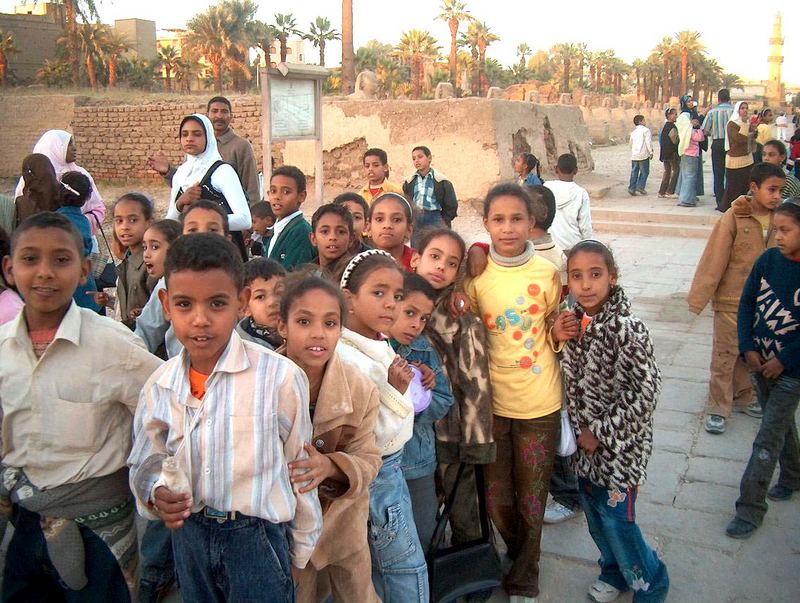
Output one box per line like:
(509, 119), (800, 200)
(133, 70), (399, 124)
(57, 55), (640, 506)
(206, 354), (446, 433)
(725, 101), (747, 152)
(15, 154), (62, 225)
(170, 114), (223, 203)
(679, 94), (693, 114)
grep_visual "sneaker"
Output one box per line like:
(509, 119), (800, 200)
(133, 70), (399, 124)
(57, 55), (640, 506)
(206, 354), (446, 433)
(627, 189), (636, 196)
(677, 202), (697, 207)
(657, 193), (667, 198)
(543, 500), (579, 524)
(726, 517), (757, 539)
(767, 484), (795, 501)
(744, 401), (763, 419)
(704, 414), (726, 434)
(509, 597), (538, 603)
(637, 189), (647, 195)
(588, 579), (621, 602)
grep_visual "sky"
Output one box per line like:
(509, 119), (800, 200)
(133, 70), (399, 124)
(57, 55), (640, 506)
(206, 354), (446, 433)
(3, 0), (796, 84)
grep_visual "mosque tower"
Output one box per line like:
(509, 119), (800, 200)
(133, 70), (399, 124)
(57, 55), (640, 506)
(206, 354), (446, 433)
(766, 12), (784, 108)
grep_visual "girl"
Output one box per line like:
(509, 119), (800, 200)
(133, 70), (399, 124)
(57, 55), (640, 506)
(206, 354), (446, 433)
(14, 154), (61, 226)
(464, 183), (563, 602)
(368, 192), (415, 271)
(753, 107), (776, 163)
(278, 276), (382, 603)
(514, 152), (543, 186)
(0, 226), (23, 325)
(722, 101), (756, 211)
(552, 240), (669, 603)
(676, 103), (706, 208)
(337, 250), (429, 602)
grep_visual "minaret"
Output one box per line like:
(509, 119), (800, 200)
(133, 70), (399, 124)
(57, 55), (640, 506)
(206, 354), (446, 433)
(766, 12), (784, 108)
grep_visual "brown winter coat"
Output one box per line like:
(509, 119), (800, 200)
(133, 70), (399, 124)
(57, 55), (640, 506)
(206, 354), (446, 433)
(688, 195), (776, 314)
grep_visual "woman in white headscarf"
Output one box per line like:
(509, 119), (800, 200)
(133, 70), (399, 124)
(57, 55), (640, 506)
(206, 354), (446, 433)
(676, 95), (706, 207)
(721, 101), (755, 212)
(165, 114), (251, 232)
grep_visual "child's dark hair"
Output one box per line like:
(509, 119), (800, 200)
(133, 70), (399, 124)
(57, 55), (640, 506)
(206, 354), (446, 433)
(775, 199), (800, 224)
(403, 272), (436, 304)
(311, 203), (354, 234)
(763, 139), (787, 160)
(165, 232), (244, 289)
(147, 219), (182, 244)
(207, 96), (232, 111)
(279, 275), (347, 325)
(250, 201), (275, 221)
(567, 240), (619, 278)
(633, 114), (645, 126)
(180, 200), (230, 235)
(244, 257), (286, 287)
(114, 192), (154, 221)
(271, 165), (307, 193)
(416, 227), (466, 265)
(60, 171), (92, 207)
(364, 148), (388, 165)
(0, 225), (11, 289)
(333, 192), (369, 217)
(556, 153), (578, 174)
(525, 184), (556, 231)
(412, 145), (432, 157)
(518, 152), (541, 180)
(339, 249), (402, 292)
(750, 162), (786, 186)
(369, 192), (413, 222)
(483, 182), (533, 218)
(10, 211), (83, 256)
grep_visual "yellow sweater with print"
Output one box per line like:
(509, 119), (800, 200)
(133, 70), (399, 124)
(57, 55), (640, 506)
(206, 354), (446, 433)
(465, 255), (562, 419)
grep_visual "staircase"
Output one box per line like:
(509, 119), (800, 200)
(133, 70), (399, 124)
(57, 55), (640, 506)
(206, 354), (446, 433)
(592, 206), (719, 238)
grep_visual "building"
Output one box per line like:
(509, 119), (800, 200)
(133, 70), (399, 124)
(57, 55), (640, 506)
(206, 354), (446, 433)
(253, 38), (305, 68)
(765, 12), (784, 109)
(113, 18), (156, 61)
(0, 1), (64, 83)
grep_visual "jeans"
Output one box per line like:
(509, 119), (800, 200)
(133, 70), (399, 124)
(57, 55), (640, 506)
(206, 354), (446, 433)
(735, 373), (800, 526)
(677, 155), (700, 205)
(406, 474), (438, 555)
(412, 211), (447, 247)
(711, 138), (727, 207)
(579, 479), (669, 603)
(140, 519), (175, 588)
(628, 159), (650, 193)
(171, 512), (294, 603)
(2, 505), (131, 603)
(658, 159), (679, 195)
(550, 453), (581, 509)
(368, 451), (429, 603)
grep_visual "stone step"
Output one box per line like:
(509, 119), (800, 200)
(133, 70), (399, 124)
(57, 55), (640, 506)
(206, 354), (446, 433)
(592, 206), (720, 227)
(593, 219), (713, 238)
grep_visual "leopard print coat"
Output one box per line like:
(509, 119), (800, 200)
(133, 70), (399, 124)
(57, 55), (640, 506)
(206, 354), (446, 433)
(561, 286), (661, 489)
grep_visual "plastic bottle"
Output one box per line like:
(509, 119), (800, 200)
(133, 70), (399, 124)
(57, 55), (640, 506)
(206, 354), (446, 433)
(160, 455), (191, 494)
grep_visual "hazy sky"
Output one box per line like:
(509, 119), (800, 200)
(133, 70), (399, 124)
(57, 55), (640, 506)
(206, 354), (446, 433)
(3, 0), (796, 83)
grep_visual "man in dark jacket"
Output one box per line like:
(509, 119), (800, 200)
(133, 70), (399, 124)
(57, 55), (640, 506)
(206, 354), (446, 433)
(403, 146), (458, 245)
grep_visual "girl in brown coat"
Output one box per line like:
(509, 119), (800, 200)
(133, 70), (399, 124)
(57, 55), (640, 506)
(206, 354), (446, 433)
(280, 276), (382, 603)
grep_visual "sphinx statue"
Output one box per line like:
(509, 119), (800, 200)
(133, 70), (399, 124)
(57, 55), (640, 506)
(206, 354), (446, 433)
(349, 70), (378, 100)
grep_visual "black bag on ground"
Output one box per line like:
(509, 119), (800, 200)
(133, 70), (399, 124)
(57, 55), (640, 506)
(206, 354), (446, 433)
(197, 160), (248, 261)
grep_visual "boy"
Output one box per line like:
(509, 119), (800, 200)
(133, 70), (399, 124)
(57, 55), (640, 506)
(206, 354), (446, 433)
(248, 200), (275, 257)
(402, 146), (458, 240)
(628, 114), (653, 196)
(333, 192), (371, 254)
(761, 139), (800, 200)
(0, 212), (162, 600)
(236, 257), (286, 349)
(310, 203), (354, 279)
(688, 162), (786, 434)
(545, 153), (593, 252)
(359, 148), (404, 204)
(265, 165), (315, 270)
(181, 199), (230, 236)
(128, 234), (322, 601)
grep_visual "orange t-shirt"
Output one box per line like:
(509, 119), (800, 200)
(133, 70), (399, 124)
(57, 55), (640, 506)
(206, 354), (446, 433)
(189, 367), (209, 400)
(29, 328), (57, 360)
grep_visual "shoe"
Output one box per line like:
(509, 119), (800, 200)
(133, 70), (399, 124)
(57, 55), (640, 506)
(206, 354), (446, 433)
(677, 202), (697, 207)
(138, 579), (174, 603)
(744, 401), (763, 419)
(628, 189), (636, 196)
(588, 579), (621, 602)
(705, 414), (726, 434)
(767, 484), (795, 501)
(658, 193), (667, 198)
(509, 596), (538, 603)
(637, 189), (647, 195)
(543, 500), (579, 524)
(726, 517), (757, 539)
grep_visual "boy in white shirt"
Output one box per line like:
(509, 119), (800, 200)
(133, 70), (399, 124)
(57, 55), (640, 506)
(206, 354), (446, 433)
(544, 153), (593, 252)
(628, 114), (654, 195)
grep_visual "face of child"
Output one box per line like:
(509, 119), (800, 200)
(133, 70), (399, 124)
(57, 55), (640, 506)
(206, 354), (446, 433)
(341, 201), (366, 240)
(369, 198), (410, 253)
(567, 250), (617, 316)
(761, 145), (786, 167)
(180, 119), (207, 156)
(311, 213), (351, 265)
(279, 289), (342, 374)
(513, 155), (525, 175)
(65, 138), (77, 163)
(667, 110), (677, 123)
(412, 149), (432, 174)
(750, 176), (785, 212)
(247, 276), (284, 328)
(251, 215), (274, 236)
(412, 235), (462, 290)
(3, 227), (88, 327)
(738, 103), (749, 120)
(345, 266), (404, 338)
(269, 175), (306, 220)
(142, 227), (171, 279)
(483, 195), (533, 258)
(364, 155), (387, 185)
(159, 268), (249, 374)
(774, 212), (800, 260)
(182, 208), (226, 235)
(389, 291), (434, 346)
(114, 199), (150, 251)
(762, 110), (773, 124)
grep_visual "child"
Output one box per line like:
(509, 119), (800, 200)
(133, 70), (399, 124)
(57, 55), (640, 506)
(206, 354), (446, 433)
(676, 114), (706, 207)
(236, 257), (286, 350)
(544, 153), (593, 252)
(464, 183), (563, 601)
(128, 233), (322, 602)
(14, 153), (62, 225)
(248, 200), (275, 257)
(726, 200), (800, 540)
(628, 115), (653, 196)
(0, 225), (23, 325)
(688, 162), (786, 433)
(402, 146), (458, 239)
(310, 203), (355, 283)
(0, 212), (162, 601)
(359, 148), (404, 204)
(514, 152), (543, 187)
(333, 192), (371, 254)
(337, 250), (429, 601)
(277, 276), (382, 603)
(552, 240), (669, 603)
(388, 272), (454, 553)
(760, 139), (800, 200)
(265, 165), (315, 269)
(368, 192), (416, 271)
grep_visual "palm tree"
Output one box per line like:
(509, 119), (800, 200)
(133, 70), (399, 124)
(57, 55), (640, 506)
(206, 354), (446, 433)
(158, 45), (180, 92)
(63, 1), (100, 87)
(376, 58), (405, 99)
(304, 17), (340, 67)
(0, 29), (20, 86)
(341, 0), (354, 93)
(473, 21), (498, 95)
(721, 72), (744, 92)
(37, 58), (71, 87)
(250, 20), (276, 68)
(76, 22), (106, 90)
(631, 58), (644, 101)
(273, 13), (301, 63)
(437, 0), (472, 90)
(395, 29), (439, 99)
(551, 43), (576, 93)
(654, 37), (675, 102)
(458, 23), (479, 95)
(186, 5), (228, 92)
(220, 0), (258, 92)
(102, 28), (131, 89)
(174, 52), (201, 93)
(516, 43), (532, 70)
(675, 31), (705, 95)
(574, 42), (589, 88)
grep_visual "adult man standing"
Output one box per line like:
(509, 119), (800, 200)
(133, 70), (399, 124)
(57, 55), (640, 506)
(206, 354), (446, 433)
(148, 96), (261, 204)
(702, 89), (734, 211)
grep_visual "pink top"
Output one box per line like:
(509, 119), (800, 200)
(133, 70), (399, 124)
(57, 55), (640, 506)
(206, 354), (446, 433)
(684, 128), (706, 158)
(0, 289), (24, 326)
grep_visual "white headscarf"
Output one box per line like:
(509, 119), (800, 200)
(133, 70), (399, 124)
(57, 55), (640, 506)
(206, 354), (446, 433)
(725, 101), (746, 152)
(170, 114), (223, 202)
(15, 130), (82, 197)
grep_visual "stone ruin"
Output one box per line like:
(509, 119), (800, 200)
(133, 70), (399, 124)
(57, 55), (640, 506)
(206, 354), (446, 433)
(435, 82), (455, 100)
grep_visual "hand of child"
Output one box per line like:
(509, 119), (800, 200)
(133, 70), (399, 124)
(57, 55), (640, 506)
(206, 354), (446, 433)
(761, 356), (784, 380)
(152, 486), (192, 529)
(466, 245), (488, 278)
(577, 426), (600, 455)
(87, 290), (115, 308)
(444, 290), (471, 318)
(147, 153), (171, 176)
(130, 307), (142, 319)
(388, 355), (413, 394)
(288, 443), (336, 494)
(412, 361), (436, 390)
(744, 351), (765, 373)
(176, 185), (202, 212)
(552, 311), (579, 342)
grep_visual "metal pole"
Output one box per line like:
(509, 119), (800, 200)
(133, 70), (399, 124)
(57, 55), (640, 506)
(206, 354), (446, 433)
(315, 78), (324, 205)
(260, 68), (272, 188)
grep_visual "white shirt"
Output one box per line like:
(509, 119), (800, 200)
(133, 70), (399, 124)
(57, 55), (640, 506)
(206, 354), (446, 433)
(630, 124), (653, 160)
(166, 163), (252, 231)
(545, 180), (593, 252)
(267, 210), (303, 257)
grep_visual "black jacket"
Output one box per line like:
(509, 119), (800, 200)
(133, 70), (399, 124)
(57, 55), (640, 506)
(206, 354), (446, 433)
(402, 170), (458, 224)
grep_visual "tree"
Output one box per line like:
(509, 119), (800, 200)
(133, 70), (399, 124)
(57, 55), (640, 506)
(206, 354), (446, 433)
(37, 58), (71, 87)
(574, 42), (588, 88)
(631, 58), (644, 101)
(273, 13), (301, 63)
(473, 21), (498, 95)
(122, 57), (157, 90)
(550, 43), (576, 93)
(222, 0), (259, 92)
(395, 29), (439, 100)
(174, 52), (201, 93)
(76, 22), (106, 90)
(675, 30), (705, 95)
(457, 25), (479, 95)
(158, 45), (180, 92)
(355, 41), (393, 73)
(63, 1), (100, 87)
(721, 72), (743, 92)
(376, 58), (406, 99)
(653, 37), (675, 102)
(102, 28), (131, 89)
(186, 5), (228, 92)
(484, 57), (511, 89)
(438, 0), (472, 91)
(250, 20), (276, 68)
(341, 0), (354, 94)
(0, 29), (19, 86)
(304, 16), (340, 67)
(527, 50), (554, 83)
(516, 43), (531, 70)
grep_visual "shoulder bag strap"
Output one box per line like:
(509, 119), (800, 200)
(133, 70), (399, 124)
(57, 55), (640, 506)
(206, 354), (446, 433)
(91, 213), (114, 258)
(430, 462), (467, 552)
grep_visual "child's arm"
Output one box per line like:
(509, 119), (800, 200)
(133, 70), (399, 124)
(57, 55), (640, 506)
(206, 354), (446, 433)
(578, 188), (593, 240)
(210, 164), (252, 231)
(134, 283), (170, 354)
(687, 215), (735, 314)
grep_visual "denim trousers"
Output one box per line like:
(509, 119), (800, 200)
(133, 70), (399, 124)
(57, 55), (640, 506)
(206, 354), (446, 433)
(368, 450), (429, 603)
(677, 155), (700, 205)
(412, 211), (447, 247)
(171, 512), (294, 603)
(550, 453), (581, 509)
(628, 160), (650, 193)
(140, 519), (175, 587)
(578, 479), (669, 602)
(2, 505), (130, 603)
(406, 473), (438, 555)
(736, 373), (800, 526)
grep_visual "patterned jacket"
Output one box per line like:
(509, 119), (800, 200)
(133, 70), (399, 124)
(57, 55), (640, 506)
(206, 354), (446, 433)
(561, 286), (661, 489)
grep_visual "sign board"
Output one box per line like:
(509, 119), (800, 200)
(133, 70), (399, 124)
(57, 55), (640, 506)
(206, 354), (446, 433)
(270, 78), (316, 139)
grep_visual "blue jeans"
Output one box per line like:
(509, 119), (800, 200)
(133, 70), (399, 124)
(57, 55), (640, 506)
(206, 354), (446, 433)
(412, 211), (447, 248)
(578, 479), (669, 603)
(140, 519), (174, 587)
(2, 505), (131, 603)
(172, 512), (293, 603)
(368, 451), (429, 602)
(628, 159), (650, 193)
(736, 373), (800, 526)
(677, 155), (700, 205)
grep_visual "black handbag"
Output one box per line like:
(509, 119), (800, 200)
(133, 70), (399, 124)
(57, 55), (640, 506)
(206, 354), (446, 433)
(90, 214), (118, 290)
(197, 160), (248, 261)
(428, 463), (502, 603)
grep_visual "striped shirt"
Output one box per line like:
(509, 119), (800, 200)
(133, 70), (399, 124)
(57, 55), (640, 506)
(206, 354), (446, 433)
(411, 169), (440, 211)
(702, 103), (733, 140)
(128, 331), (322, 568)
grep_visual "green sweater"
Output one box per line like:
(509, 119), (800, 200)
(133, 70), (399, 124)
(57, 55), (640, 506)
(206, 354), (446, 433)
(264, 213), (315, 270)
